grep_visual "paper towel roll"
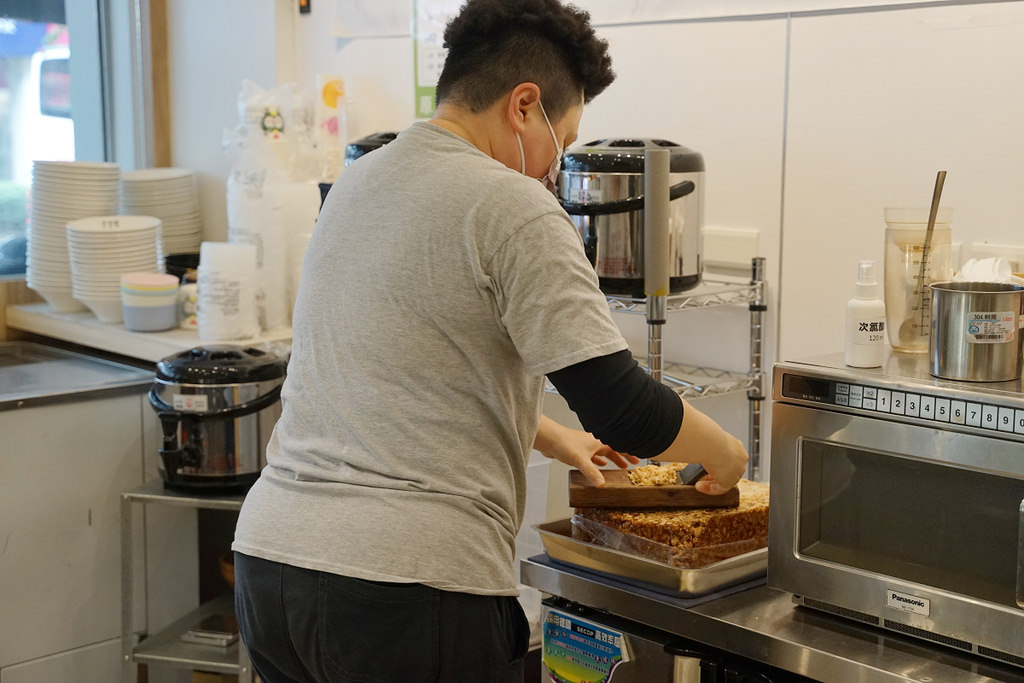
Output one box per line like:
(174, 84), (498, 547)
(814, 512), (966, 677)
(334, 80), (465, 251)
(197, 242), (259, 341)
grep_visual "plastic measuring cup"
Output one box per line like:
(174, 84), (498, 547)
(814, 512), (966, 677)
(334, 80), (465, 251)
(883, 207), (953, 354)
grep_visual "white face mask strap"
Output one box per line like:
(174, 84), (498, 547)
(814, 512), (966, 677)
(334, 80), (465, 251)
(514, 131), (526, 175)
(539, 101), (559, 154)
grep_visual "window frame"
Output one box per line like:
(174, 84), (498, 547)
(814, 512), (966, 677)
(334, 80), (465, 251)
(85, 0), (152, 170)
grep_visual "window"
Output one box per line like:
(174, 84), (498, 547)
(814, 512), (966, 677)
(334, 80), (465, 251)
(0, 12), (74, 276)
(38, 49), (71, 119)
(0, 0), (143, 279)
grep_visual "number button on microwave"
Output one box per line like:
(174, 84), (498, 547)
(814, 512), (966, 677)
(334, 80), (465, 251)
(950, 400), (966, 425)
(890, 391), (906, 415)
(876, 389), (891, 412)
(1015, 409), (1024, 435)
(966, 403), (982, 427)
(982, 405), (999, 430)
(920, 396), (936, 420)
(905, 394), (920, 417)
(998, 407), (1015, 433)
(934, 398), (951, 423)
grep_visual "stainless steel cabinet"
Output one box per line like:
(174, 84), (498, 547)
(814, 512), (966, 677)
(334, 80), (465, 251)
(0, 342), (153, 681)
(0, 639), (123, 683)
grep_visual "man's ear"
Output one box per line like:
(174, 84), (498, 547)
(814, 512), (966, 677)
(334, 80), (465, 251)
(506, 82), (541, 134)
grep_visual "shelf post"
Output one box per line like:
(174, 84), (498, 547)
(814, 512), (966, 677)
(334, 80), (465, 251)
(644, 148), (671, 383)
(747, 257), (767, 480)
(121, 495), (135, 682)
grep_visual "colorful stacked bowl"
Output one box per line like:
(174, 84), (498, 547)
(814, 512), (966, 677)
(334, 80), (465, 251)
(121, 272), (180, 332)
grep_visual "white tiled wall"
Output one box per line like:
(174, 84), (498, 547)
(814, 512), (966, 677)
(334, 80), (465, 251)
(782, 2), (1024, 360)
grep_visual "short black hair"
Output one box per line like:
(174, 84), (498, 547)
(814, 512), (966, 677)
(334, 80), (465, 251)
(435, 0), (615, 121)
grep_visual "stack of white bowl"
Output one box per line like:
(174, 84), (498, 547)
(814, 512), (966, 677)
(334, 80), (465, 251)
(120, 168), (202, 254)
(26, 161), (121, 312)
(66, 215), (164, 323)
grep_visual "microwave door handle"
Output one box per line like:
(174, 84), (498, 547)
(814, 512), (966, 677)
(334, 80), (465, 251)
(1018, 498), (1024, 609)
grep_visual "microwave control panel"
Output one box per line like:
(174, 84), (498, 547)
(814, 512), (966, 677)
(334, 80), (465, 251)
(780, 373), (1024, 436)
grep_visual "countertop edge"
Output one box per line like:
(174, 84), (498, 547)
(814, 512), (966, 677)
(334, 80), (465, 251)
(6, 303), (291, 363)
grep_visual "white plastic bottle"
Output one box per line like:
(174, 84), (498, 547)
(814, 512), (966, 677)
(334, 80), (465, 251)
(845, 259), (887, 368)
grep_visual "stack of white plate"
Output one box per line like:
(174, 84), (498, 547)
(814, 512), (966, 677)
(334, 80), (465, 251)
(120, 168), (202, 254)
(66, 215), (164, 323)
(26, 160), (121, 312)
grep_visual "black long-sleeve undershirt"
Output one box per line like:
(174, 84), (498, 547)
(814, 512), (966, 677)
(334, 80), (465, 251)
(547, 349), (683, 459)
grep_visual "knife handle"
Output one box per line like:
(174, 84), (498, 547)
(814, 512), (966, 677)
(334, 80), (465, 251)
(677, 462), (708, 486)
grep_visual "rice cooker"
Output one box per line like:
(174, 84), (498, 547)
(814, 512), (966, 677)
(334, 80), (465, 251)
(345, 131), (398, 167)
(558, 138), (705, 297)
(315, 131), (400, 210)
(148, 345), (286, 492)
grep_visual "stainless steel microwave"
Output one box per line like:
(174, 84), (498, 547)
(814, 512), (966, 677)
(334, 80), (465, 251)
(768, 352), (1024, 669)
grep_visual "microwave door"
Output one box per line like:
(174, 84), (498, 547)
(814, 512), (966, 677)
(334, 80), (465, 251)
(796, 436), (1024, 608)
(1018, 499), (1024, 610)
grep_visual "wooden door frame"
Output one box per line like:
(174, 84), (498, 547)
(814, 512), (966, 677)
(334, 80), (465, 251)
(148, 0), (171, 168)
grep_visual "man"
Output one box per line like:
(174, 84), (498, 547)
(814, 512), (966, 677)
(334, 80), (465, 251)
(233, 1), (748, 681)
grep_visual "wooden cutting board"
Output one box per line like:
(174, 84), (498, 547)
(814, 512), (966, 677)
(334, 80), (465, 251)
(569, 470), (740, 509)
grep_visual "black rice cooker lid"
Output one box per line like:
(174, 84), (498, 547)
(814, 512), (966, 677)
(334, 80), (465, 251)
(156, 345), (287, 384)
(345, 131), (398, 163)
(562, 138), (705, 173)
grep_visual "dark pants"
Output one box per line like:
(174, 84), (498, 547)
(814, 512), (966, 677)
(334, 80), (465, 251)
(234, 552), (530, 683)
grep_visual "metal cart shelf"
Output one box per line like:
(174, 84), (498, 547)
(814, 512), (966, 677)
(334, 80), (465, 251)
(604, 277), (764, 314)
(120, 479), (252, 682)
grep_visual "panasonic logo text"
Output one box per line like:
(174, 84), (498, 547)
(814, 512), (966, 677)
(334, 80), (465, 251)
(886, 589), (930, 616)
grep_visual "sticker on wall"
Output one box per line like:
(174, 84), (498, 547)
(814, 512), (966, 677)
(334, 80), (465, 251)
(333, 1), (409, 38)
(412, 0), (461, 119)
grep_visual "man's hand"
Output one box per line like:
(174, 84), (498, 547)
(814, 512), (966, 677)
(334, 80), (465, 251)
(533, 415), (639, 487)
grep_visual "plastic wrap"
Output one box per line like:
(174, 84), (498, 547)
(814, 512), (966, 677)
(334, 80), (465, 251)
(571, 513), (767, 570)
(223, 117), (321, 330)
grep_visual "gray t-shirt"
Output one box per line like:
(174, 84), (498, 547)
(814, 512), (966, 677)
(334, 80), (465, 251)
(232, 121), (627, 595)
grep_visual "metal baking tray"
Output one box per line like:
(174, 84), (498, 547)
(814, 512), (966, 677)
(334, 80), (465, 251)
(534, 518), (767, 597)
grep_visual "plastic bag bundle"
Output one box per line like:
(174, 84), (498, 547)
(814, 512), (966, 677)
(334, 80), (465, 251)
(238, 80), (313, 141)
(224, 81), (323, 329)
(225, 159), (319, 329)
(235, 80), (321, 180)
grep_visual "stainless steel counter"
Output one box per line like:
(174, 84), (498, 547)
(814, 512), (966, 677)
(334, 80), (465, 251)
(521, 556), (1024, 682)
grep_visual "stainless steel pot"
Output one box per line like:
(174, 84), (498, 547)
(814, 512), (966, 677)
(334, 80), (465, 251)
(557, 138), (704, 297)
(149, 345), (287, 491)
(929, 281), (1024, 382)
